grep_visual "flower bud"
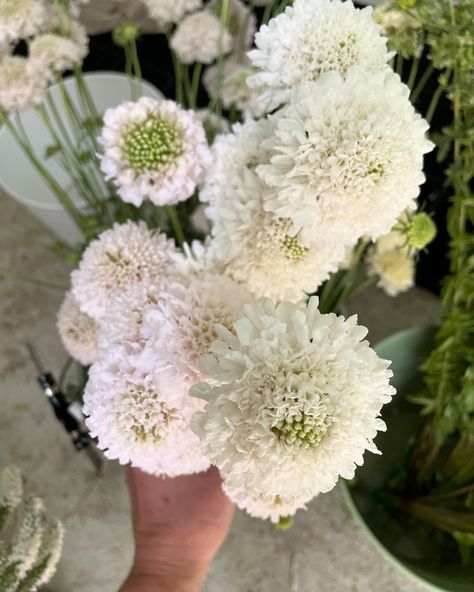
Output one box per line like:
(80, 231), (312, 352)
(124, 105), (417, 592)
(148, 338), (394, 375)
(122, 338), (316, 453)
(112, 21), (140, 47)
(407, 212), (437, 249)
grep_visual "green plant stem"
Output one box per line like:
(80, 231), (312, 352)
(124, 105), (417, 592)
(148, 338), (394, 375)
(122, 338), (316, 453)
(189, 63), (203, 109)
(209, 0), (231, 114)
(410, 63), (434, 103)
(164, 205), (185, 246)
(2, 115), (85, 232)
(407, 56), (420, 91)
(395, 53), (404, 77)
(425, 82), (444, 124)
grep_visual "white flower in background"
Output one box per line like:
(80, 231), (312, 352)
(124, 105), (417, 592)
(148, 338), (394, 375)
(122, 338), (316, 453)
(57, 291), (100, 365)
(258, 68), (434, 249)
(195, 108), (230, 143)
(366, 225), (415, 297)
(223, 482), (315, 522)
(97, 281), (164, 352)
(0, 0), (48, 46)
(29, 23), (88, 73)
(71, 221), (176, 320)
(0, 55), (49, 112)
(84, 346), (210, 476)
(170, 11), (232, 65)
(200, 118), (275, 261)
(143, 0), (202, 27)
(99, 97), (211, 206)
(208, 0), (256, 53)
(201, 119), (345, 301)
(142, 273), (253, 383)
(193, 297), (395, 501)
(203, 57), (268, 117)
(248, 0), (391, 108)
(190, 204), (211, 234)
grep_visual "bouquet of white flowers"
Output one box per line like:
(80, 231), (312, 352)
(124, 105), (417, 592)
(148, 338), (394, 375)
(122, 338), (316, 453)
(1, 0), (436, 523)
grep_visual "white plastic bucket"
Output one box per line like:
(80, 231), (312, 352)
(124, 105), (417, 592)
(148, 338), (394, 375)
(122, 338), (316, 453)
(0, 72), (163, 244)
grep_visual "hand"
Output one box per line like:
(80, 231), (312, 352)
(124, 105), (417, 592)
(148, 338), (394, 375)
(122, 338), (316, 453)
(120, 465), (235, 592)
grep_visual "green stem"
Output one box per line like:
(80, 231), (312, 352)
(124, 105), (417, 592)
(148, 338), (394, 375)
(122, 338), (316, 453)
(164, 205), (185, 246)
(395, 53), (404, 78)
(410, 63), (434, 104)
(3, 115), (85, 232)
(209, 0), (231, 114)
(189, 63), (203, 109)
(425, 82), (444, 124)
(407, 56), (420, 91)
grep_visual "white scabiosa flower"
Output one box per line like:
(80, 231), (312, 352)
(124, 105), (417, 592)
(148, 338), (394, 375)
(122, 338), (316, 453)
(29, 23), (88, 73)
(84, 346), (210, 476)
(99, 97), (211, 206)
(208, 0), (256, 53)
(258, 68), (434, 249)
(143, 0), (202, 27)
(96, 281), (163, 352)
(223, 482), (314, 522)
(71, 221), (176, 320)
(142, 273), (254, 383)
(57, 291), (100, 365)
(201, 120), (345, 301)
(248, 0), (392, 109)
(170, 11), (232, 65)
(193, 297), (395, 501)
(0, 0), (48, 46)
(203, 57), (268, 117)
(366, 228), (415, 297)
(0, 55), (48, 112)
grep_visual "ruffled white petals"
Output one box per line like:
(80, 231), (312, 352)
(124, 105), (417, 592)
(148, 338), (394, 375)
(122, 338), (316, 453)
(71, 221), (177, 320)
(0, 55), (48, 112)
(366, 226), (416, 297)
(29, 22), (88, 73)
(0, 0), (48, 46)
(143, 0), (202, 27)
(170, 11), (232, 65)
(193, 297), (395, 504)
(142, 272), (254, 383)
(223, 481), (315, 522)
(203, 57), (268, 118)
(57, 291), (100, 365)
(258, 68), (434, 249)
(99, 97), (211, 206)
(248, 0), (392, 109)
(84, 345), (210, 476)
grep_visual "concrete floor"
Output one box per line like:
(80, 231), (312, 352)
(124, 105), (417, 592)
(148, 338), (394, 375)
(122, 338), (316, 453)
(0, 190), (440, 591)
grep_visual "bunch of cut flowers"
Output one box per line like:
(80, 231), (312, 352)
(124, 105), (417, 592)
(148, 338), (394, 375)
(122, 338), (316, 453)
(1, 0), (436, 523)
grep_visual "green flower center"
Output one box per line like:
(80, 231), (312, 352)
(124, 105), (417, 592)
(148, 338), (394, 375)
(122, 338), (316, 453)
(123, 116), (184, 173)
(272, 411), (333, 448)
(281, 235), (309, 262)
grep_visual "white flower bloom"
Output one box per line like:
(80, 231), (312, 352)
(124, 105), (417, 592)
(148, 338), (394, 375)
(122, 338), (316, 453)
(71, 221), (176, 320)
(142, 272), (254, 383)
(208, 0), (256, 53)
(258, 68), (434, 249)
(84, 346), (210, 476)
(203, 57), (268, 117)
(193, 297), (395, 501)
(366, 227), (415, 297)
(223, 481), (315, 522)
(33, 518), (65, 589)
(29, 23), (88, 73)
(0, 55), (48, 112)
(170, 11), (232, 65)
(195, 108), (230, 144)
(97, 281), (164, 352)
(201, 120), (346, 301)
(143, 0), (202, 27)
(57, 291), (100, 365)
(248, 0), (391, 109)
(0, 0), (48, 46)
(99, 97), (211, 206)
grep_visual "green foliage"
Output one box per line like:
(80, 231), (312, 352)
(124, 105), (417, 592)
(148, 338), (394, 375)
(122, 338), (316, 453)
(380, 0), (474, 559)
